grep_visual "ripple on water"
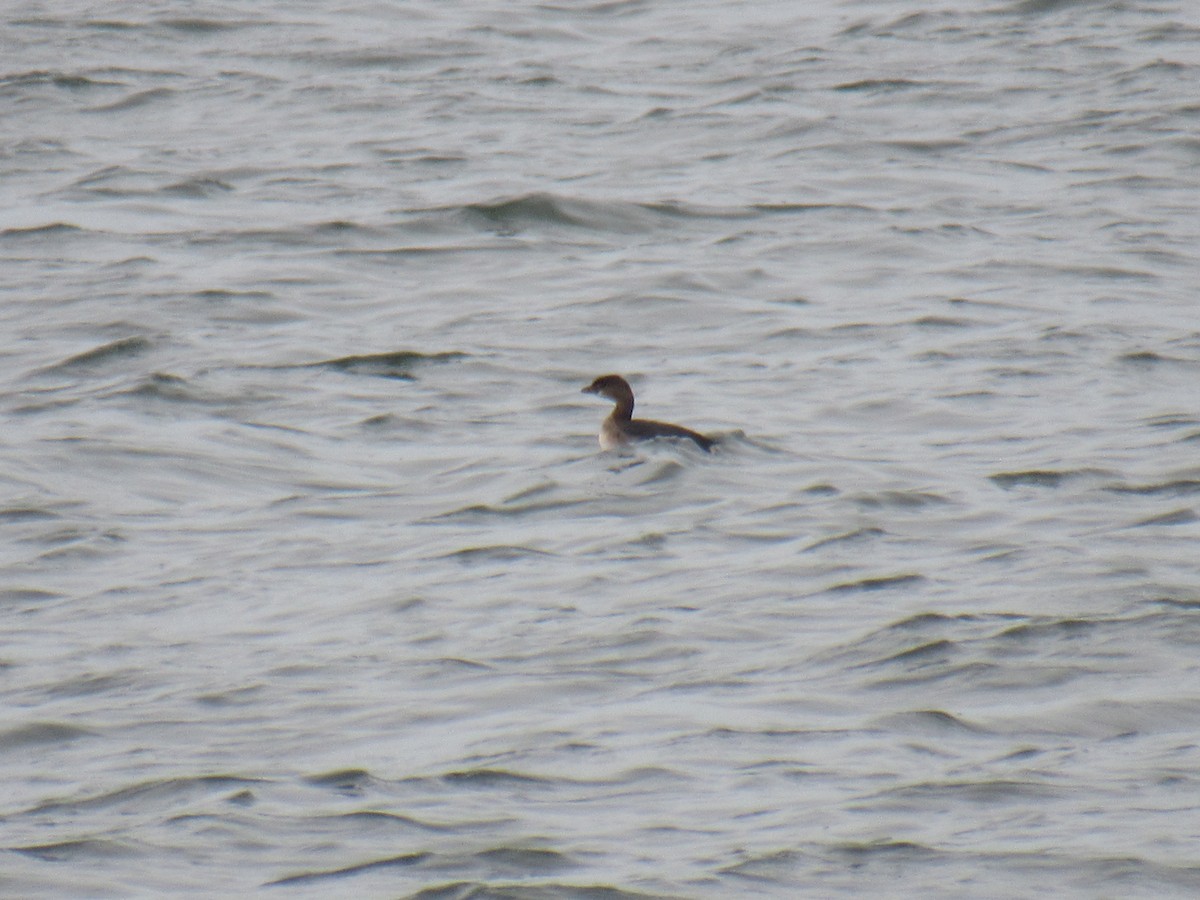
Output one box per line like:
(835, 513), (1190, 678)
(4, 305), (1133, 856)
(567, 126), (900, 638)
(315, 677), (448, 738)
(1105, 477), (1200, 496)
(14, 838), (138, 863)
(264, 852), (431, 887)
(988, 469), (1080, 489)
(825, 573), (925, 594)
(35, 335), (153, 375)
(0, 722), (94, 750)
(19, 775), (265, 820)
(304, 349), (467, 380)
(1128, 507), (1198, 527)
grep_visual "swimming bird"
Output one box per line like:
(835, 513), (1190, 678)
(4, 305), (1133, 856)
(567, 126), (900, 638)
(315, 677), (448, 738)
(582, 374), (715, 452)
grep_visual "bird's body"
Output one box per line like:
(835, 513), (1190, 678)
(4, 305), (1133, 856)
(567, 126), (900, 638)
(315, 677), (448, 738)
(582, 374), (715, 452)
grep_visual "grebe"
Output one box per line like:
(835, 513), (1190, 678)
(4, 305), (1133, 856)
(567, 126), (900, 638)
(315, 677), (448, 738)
(582, 374), (715, 452)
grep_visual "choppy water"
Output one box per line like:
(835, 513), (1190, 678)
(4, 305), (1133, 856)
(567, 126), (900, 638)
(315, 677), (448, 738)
(3, 0), (1200, 896)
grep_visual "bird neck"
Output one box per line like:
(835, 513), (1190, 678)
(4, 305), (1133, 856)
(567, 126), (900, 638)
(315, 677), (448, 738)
(609, 393), (633, 422)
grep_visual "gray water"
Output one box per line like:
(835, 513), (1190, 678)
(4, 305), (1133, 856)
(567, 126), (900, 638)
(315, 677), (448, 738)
(3, 0), (1200, 896)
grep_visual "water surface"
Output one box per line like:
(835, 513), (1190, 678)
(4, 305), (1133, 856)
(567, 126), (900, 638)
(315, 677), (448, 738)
(3, 0), (1200, 896)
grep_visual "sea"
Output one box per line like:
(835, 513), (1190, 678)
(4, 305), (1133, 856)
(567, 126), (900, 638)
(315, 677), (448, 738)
(3, 0), (1200, 896)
